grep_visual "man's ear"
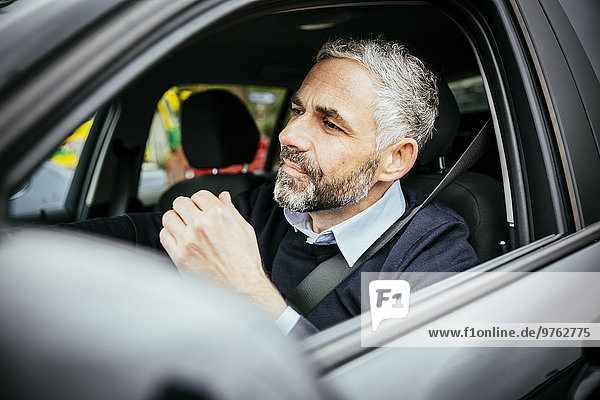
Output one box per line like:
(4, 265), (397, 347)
(377, 137), (419, 182)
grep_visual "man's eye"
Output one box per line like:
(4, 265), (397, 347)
(324, 120), (341, 131)
(291, 107), (303, 115)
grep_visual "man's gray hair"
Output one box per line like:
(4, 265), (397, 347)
(316, 37), (439, 152)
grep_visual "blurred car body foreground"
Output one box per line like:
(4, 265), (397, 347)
(0, 0), (599, 399)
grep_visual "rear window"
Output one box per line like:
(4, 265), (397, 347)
(137, 84), (287, 207)
(448, 75), (489, 114)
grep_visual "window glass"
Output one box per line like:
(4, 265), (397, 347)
(8, 118), (93, 220)
(448, 75), (489, 114)
(138, 84), (287, 207)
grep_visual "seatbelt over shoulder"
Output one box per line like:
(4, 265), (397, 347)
(285, 119), (494, 316)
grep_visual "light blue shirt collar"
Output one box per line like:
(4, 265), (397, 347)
(283, 180), (406, 267)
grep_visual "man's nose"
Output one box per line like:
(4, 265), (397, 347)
(278, 118), (311, 152)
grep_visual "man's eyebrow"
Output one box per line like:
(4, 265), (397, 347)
(291, 93), (351, 130)
(315, 105), (349, 128)
(291, 93), (303, 107)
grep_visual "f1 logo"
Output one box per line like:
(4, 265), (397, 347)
(369, 280), (411, 331)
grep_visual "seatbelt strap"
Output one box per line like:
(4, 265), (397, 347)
(285, 118), (493, 316)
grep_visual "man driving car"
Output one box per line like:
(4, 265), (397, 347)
(69, 37), (479, 337)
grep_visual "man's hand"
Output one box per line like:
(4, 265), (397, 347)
(160, 190), (286, 318)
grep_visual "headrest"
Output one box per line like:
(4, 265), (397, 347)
(181, 90), (260, 169)
(415, 79), (460, 166)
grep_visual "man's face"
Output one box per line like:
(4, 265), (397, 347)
(274, 58), (381, 212)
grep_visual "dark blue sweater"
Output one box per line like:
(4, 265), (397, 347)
(66, 182), (478, 333)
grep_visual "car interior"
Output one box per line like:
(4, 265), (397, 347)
(8, 3), (515, 293)
(4, 2), (600, 398)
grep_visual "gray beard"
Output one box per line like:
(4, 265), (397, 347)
(273, 146), (380, 212)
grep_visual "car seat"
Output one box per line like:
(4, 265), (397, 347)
(402, 81), (508, 263)
(158, 90), (271, 211)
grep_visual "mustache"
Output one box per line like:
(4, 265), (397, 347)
(279, 146), (322, 179)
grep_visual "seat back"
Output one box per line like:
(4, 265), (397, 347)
(403, 172), (506, 262)
(405, 80), (508, 262)
(158, 90), (270, 210)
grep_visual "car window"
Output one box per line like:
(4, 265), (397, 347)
(2, 1), (599, 398)
(137, 84), (287, 207)
(448, 75), (489, 114)
(8, 118), (93, 222)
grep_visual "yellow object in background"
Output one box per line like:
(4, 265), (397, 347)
(50, 118), (93, 168)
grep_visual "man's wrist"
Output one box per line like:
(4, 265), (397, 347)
(239, 277), (287, 318)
